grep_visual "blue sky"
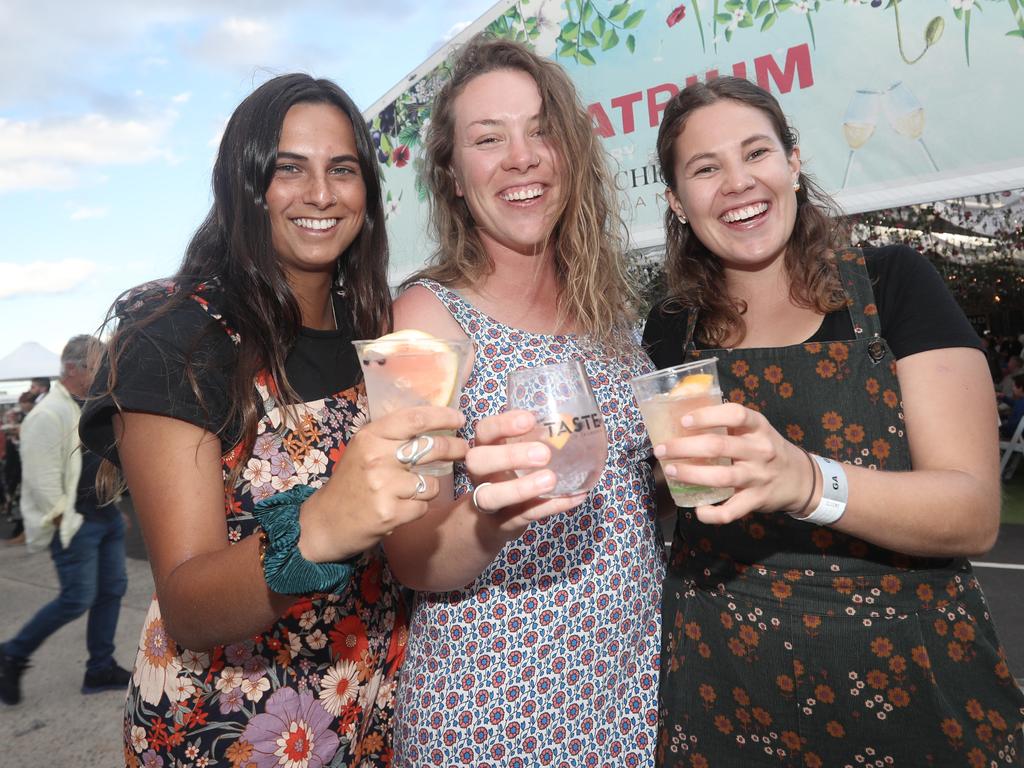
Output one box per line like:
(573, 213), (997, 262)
(0, 0), (497, 358)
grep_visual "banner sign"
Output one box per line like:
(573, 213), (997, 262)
(365, 0), (1024, 280)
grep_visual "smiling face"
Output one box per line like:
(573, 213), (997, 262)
(265, 102), (366, 281)
(667, 99), (801, 273)
(449, 68), (563, 259)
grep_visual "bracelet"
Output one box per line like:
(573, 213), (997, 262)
(800, 454), (849, 525)
(789, 448), (818, 519)
(251, 485), (352, 596)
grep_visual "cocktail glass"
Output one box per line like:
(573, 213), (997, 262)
(630, 358), (734, 507)
(506, 360), (608, 498)
(353, 333), (474, 476)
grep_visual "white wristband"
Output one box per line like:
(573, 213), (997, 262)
(803, 454), (848, 525)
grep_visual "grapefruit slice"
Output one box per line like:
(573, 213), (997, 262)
(669, 373), (714, 398)
(360, 329), (461, 407)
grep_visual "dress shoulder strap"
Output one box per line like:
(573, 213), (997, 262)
(408, 278), (480, 338)
(833, 248), (882, 339)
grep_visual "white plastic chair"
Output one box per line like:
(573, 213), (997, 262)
(1000, 415), (1024, 480)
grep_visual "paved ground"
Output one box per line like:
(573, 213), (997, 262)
(1, 508), (1021, 766)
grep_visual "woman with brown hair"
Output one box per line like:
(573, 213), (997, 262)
(385, 36), (664, 765)
(644, 76), (1023, 765)
(78, 73), (468, 766)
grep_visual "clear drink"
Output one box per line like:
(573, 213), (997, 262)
(630, 358), (734, 507)
(353, 331), (474, 476)
(507, 361), (608, 498)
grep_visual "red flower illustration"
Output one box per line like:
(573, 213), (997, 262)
(391, 144), (411, 167)
(666, 4), (686, 26)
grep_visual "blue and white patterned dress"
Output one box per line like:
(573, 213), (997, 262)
(394, 280), (665, 767)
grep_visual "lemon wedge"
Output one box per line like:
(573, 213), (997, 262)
(669, 373), (715, 398)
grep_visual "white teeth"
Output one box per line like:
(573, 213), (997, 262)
(720, 202), (768, 223)
(501, 187), (543, 202)
(294, 218), (337, 230)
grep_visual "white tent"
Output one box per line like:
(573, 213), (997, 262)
(0, 342), (60, 382)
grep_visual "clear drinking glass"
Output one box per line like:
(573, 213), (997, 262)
(630, 358), (734, 507)
(841, 89), (881, 189)
(884, 81), (939, 172)
(506, 360), (608, 498)
(353, 335), (474, 476)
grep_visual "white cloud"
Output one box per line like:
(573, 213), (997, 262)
(172, 91), (191, 103)
(0, 112), (176, 192)
(70, 207), (109, 221)
(189, 16), (282, 71)
(0, 259), (98, 299)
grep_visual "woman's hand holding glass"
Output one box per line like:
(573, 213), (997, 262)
(297, 405), (467, 563)
(652, 401), (813, 524)
(464, 409), (589, 540)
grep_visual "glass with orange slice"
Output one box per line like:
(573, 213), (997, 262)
(353, 330), (474, 476)
(506, 360), (608, 498)
(630, 358), (734, 507)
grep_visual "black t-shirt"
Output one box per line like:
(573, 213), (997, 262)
(80, 288), (361, 465)
(643, 244), (981, 369)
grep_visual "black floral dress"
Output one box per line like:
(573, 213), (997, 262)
(652, 253), (1024, 767)
(90, 283), (406, 768)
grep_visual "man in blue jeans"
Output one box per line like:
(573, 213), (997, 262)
(0, 335), (130, 705)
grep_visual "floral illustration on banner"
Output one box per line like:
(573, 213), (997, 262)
(666, 0), (1022, 65)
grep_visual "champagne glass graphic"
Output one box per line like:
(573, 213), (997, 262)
(841, 89), (881, 189)
(884, 81), (939, 172)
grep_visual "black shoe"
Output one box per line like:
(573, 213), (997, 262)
(81, 662), (132, 695)
(0, 649), (30, 705)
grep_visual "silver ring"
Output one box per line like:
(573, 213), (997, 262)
(471, 482), (495, 514)
(395, 435), (434, 466)
(408, 472), (428, 499)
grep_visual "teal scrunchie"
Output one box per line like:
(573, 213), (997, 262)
(251, 485), (352, 596)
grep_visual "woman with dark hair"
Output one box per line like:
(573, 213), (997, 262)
(385, 36), (664, 765)
(644, 76), (1024, 765)
(79, 73), (466, 767)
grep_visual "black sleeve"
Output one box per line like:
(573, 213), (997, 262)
(642, 300), (690, 369)
(865, 245), (982, 359)
(80, 296), (238, 465)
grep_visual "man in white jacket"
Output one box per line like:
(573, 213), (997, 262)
(0, 335), (130, 705)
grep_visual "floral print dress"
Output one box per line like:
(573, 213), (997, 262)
(655, 253), (1024, 767)
(120, 286), (406, 768)
(393, 280), (665, 767)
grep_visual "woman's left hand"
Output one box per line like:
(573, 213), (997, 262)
(653, 402), (813, 525)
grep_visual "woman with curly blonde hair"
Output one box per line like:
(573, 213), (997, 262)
(385, 35), (664, 765)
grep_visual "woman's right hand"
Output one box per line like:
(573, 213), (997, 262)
(463, 409), (588, 542)
(296, 405), (467, 563)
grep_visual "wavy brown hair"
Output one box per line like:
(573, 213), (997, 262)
(95, 74), (390, 498)
(411, 35), (636, 343)
(655, 76), (848, 347)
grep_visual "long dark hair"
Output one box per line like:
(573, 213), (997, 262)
(98, 74), (390, 493)
(655, 76), (847, 346)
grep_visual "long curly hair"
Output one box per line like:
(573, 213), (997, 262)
(96, 74), (390, 495)
(655, 76), (848, 347)
(411, 35), (636, 343)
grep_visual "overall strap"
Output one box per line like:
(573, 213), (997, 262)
(833, 249), (881, 339)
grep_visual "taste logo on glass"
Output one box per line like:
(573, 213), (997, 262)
(507, 360), (608, 498)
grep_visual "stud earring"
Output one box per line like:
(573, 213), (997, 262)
(676, 214), (688, 225)
(792, 182), (801, 192)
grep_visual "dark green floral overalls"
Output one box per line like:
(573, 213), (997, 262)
(657, 252), (1024, 767)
